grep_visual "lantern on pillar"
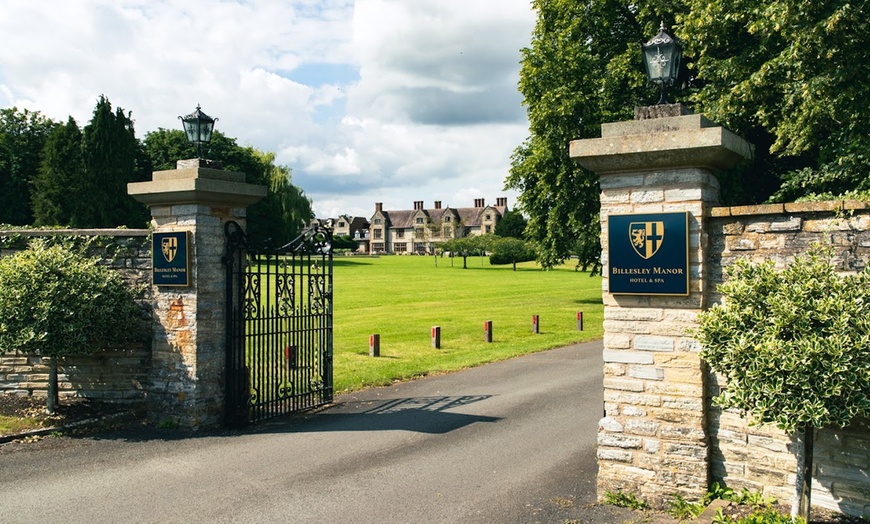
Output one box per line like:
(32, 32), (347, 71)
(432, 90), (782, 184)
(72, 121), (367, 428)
(179, 105), (217, 159)
(642, 22), (683, 105)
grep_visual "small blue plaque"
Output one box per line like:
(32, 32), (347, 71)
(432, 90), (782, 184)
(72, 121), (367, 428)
(608, 212), (689, 296)
(153, 231), (190, 287)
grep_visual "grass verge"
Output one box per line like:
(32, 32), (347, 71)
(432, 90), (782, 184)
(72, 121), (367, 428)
(332, 255), (603, 393)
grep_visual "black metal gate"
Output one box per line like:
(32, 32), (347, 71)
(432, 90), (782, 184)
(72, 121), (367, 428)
(224, 221), (333, 426)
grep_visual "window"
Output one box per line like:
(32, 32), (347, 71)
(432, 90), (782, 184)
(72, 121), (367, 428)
(444, 216), (451, 222)
(372, 242), (384, 253)
(374, 218), (382, 225)
(415, 227), (424, 236)
(485, 214), (491, 221)
(374, 229), (382, 239)
(394, 242), (407, 252)
(397, 230), (405, 238)
(442, 226), (451, 237)
(485, 225), (492, 233)
(415, 217), (424, 224)
(338, 221), (346, 228)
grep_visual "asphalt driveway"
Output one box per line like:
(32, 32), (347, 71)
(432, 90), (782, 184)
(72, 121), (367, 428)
(0, 340), (605, 523)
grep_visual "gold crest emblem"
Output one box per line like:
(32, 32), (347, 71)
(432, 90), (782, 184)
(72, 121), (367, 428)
(629, 221), (665, 259)
(161, 237), (178, 263)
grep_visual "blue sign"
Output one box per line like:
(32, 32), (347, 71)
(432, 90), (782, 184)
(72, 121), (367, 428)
(153, 231), (190, 286)
(608, 212), (689, 295)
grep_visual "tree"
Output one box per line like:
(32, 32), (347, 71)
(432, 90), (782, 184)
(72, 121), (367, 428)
(509, 0), (870, 272)
(507, 0), (680, 271)
(80, 95), (149, 227)
(0, 107), (54, 225)
(0, 241), (141, 413)
(443, 236), (478, 269)
(33, 96), (149, 228)
(32, 117), (84, 226)
(143, 129), (312, 246)
(494, 210), (527, 239)
(681, 0), (870, 202)
(696, 247), (870, 520)
(489, 237), (536, 271)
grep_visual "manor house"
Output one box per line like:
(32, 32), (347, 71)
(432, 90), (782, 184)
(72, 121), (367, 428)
(369, 198), (508, 254)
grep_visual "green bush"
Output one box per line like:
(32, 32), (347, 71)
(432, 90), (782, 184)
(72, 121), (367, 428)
(0, 240), (141, 412)
(489, 237), (535, 269)
(697, 247), (870, 432)
(697, 245), (870, 518)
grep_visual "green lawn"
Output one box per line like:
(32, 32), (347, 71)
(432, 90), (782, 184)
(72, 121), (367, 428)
(332, 255), (604, 393)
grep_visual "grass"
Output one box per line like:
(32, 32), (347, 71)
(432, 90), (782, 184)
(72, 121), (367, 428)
(331, 254), (603, 393)
(0, 415), (43, 435)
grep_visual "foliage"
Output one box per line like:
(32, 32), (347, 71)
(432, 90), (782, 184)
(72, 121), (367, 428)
(681, 0), (870, 203)
(332, 235), (358, 251)
(489, 237), (536, 270)
(511, 0), (870, 272)
(32, 96), (148, 228)
(603, 490), (650, 510)
(704, 482), (775, 509)
(667, 494), (706, 520)
(442, 236), (483, 269)
(32, 117), (83, 226)
(697, 246), (870, 433)
(142, 129), (312, 246)
(507, 0), (687, 271)
(712, 507), (804, 524)
(493, 210), (527, 239)
(0, 240), (141, 411)
(0, 107), (54, 225)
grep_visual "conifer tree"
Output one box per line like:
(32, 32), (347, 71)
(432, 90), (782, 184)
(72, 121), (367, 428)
(32, 117), (85, 226)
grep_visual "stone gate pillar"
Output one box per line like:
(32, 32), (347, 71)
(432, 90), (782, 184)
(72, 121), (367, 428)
(570, 106), (752, 504)
(128, 159), (266, 428)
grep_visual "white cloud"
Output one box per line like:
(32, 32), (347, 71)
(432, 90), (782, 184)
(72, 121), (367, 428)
(0, 0), (535, 220)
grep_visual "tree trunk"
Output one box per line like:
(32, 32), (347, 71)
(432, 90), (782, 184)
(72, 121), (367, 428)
(46, 357), (58, 414)
(791, 424), (814, 521)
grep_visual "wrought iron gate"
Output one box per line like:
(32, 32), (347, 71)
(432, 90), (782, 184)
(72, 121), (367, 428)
(224, 222), (333, 426)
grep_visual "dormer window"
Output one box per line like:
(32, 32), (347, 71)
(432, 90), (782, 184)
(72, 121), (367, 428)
(416, 217), (424, 224)
(444, 216), (451, 222)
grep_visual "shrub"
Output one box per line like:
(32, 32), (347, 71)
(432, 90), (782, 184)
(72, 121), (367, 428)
(0, 240), (141, 413)
(697, 245), (870, 518)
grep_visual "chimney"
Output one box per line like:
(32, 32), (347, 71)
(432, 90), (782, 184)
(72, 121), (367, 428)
(434, 201), (442, 210)
(375, 202), (383, 212)
(474, 198), (485, 208)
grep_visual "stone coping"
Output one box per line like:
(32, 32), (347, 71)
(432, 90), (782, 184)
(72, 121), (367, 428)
(708, 200), (870, 217)
(0, 228), (151, 236)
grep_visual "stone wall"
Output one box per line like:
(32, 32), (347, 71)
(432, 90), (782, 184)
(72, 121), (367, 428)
(0, 229), (152, 404)
(707, 201), (870, 517)
(575, 110), (870, 519)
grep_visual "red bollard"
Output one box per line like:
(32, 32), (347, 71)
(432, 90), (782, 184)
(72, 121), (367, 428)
(532, 315), (540, 334)
(369, 334), (380, 357)
(484, 320), (493, 343)
(577, 311), (584, 331)
(431, 326), (441, 349)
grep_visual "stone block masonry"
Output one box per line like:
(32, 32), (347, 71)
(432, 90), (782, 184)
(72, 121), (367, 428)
(573, 107), (870, 518)
(573, 110), (749, 506)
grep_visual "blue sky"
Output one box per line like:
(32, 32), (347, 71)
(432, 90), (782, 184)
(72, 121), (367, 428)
(0, 0), (536, 219)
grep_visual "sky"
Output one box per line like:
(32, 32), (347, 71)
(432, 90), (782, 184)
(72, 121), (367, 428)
(0, 0), (537, 219)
